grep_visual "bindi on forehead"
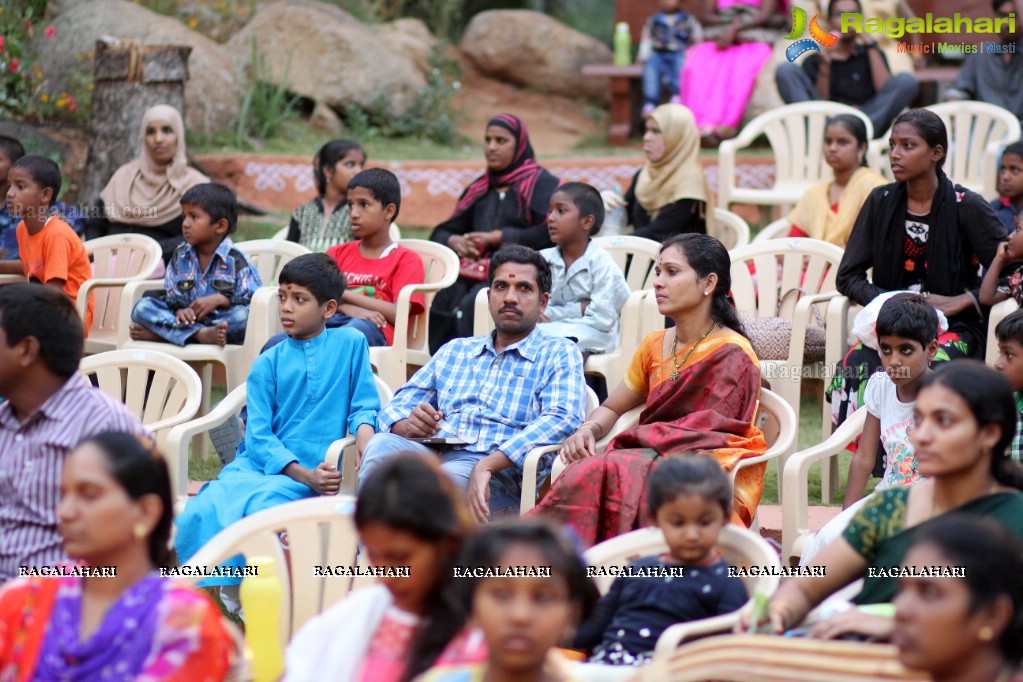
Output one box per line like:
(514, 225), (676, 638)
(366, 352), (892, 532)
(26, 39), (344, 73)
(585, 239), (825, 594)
(508, 273), (515, 279)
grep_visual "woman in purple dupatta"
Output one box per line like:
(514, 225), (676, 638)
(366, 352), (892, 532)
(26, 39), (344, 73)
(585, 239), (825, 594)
(0, 433), (237, 682)
(525, 234), (767, 546)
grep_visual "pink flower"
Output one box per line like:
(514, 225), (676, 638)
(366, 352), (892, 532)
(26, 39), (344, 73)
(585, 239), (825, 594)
(8, 58), (18, 73)
(44, 25), (54, 39)
(0, 36), (5, 51)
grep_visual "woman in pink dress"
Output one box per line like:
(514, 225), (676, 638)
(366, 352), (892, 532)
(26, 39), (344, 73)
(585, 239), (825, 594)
(681, 0), (787, 146)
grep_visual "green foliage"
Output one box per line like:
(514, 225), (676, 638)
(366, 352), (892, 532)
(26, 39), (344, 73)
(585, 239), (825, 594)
(235, 39), (300, 149)
(342, 45), (462, 145)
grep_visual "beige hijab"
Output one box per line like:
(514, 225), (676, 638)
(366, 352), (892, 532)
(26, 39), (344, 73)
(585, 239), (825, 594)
(99, 104), (208, 227)
(634, 104), (708, 218)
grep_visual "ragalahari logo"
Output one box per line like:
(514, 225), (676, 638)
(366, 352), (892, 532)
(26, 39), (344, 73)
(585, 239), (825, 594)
(785, 7), (839, 62)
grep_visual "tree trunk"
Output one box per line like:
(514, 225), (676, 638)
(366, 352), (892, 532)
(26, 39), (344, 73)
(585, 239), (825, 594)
(79, 38), (192, 203)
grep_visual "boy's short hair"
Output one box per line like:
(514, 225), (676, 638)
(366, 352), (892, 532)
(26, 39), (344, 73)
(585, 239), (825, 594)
(1004, 140), (1023, 161)
(279, 253), (346, 305)
(876, 293), (939, 346)
(348, 168), (401, 222)
(996, 309), (1023, 347)
(555, 182), (605, 236)
(647, 455), (732, 518)
(180, 182), (238, 234)
(0, 136), (26, 164)
(11, 155), (61, 201)
(0, 284), (83, 378)
(488, 244), (553, 295)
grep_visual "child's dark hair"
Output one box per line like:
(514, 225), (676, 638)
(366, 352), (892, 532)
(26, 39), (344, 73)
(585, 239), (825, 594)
(0, 136), (26, 165)
(996, 309), (1023, 348)
(356, 455), (475, 682)
(1003, 140), (1023, 163)
(892, 109), (948, 170)
(455, 518), (598, 620)
(876, 293), (939, 347)
(278, 253), (346, 305)
(647, 455), (732, 519)
(11, 155), (61, 201)
(348, 168), (401, 222)
(313, 139), (365, 196)
(555, 182), (605, 236)
(0, 283), (83, 378)
(180, 182), (238, 234)
(826, 114), (870, 167)
(919, 360), (1023, 489)
(77, 432), (176, 568)
(905, 514), (1023, 667)
(488, 244), (554, 295)
(661, 234), (745, 336)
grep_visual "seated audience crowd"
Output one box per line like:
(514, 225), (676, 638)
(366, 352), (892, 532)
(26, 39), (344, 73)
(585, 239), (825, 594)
(6, 13), (1023, 674)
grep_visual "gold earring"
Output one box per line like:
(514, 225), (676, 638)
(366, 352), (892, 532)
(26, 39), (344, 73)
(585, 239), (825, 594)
(979, 626), (995, 642)
(133, 523), (147, 540)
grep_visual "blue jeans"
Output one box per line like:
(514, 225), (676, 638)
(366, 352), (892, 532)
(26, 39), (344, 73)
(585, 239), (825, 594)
(358, 433), (523, 515)
(643, 50), (684, 107)
(260, 312), (387, 354)
(131, 295), (249, 346)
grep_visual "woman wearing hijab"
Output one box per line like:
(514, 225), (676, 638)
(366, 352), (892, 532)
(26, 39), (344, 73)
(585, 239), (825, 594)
(428, 113), (560, 351)
(613, 104), (709, 242)
(86, 104), (208, 262)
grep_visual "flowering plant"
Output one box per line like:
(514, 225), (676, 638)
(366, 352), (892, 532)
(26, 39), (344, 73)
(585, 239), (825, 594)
(0, 2), (49, 117)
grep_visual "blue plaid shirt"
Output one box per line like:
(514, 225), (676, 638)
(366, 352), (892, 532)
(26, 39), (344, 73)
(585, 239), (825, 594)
(164, 237), (262, 310)
(1013, 391), (1023, 463)
(378, 327), (587, 467)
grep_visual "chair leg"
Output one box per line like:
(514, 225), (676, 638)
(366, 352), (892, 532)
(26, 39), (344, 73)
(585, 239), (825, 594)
(190, 363), (214, 462)
(773, 377), (801, 506)
(820, 378), (838, 505)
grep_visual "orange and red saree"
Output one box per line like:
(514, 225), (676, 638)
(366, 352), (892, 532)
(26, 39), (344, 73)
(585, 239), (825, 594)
(527, 329), (767, 546)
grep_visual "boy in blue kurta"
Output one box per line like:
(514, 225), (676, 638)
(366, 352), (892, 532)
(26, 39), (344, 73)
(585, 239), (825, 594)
(174, 253), (379, 610)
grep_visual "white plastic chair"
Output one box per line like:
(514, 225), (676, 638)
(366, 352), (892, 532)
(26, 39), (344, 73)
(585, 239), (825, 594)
(592, 235), (661, 291)
(164, 374), (393, 505)
(710, 208), (751, 250)
(79, 234), (163, 355)
(79, 348), (201, 450)
(870, 101), (1022, 197)
(271, 223), (401, 244)
(729, 239), (845, 495)
(584, 525), (780, 654)
(368, 239), (459, 392)
(179, 495), (373, 648)
(718, 102), (874, 215)
(781, 408), (867, 566)
(752, 218), (792, 243)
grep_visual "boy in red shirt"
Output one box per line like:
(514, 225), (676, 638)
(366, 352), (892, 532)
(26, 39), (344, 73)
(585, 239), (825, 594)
(0, 156), (93, 332)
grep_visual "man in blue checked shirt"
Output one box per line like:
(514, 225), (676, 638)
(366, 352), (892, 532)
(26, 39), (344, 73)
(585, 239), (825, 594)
(358, 244), (586, 523)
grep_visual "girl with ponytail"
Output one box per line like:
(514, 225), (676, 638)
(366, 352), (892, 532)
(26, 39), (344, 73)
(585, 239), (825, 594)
(526, 234), (768, 541)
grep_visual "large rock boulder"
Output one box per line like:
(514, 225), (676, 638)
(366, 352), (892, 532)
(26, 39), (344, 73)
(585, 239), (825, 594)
(460, 10), (612, 100)
(227, 1), (428, 115)
(33, 0), (242, 135)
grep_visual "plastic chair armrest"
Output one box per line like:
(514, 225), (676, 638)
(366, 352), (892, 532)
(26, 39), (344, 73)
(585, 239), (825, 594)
(781, 409), (867, 561)
(520, 444), (562, 513)
(117, 279), (165, 345)
(164, 385), (248, 501)
(786, 291), (839, 365)
(654, 613), (739, 656)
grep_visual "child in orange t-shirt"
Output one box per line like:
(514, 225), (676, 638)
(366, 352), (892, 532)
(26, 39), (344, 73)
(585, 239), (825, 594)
(0, 156), (93, 331)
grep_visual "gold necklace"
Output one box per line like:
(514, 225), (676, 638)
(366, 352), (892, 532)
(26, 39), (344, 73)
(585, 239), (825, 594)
(669, 323), (717, 380)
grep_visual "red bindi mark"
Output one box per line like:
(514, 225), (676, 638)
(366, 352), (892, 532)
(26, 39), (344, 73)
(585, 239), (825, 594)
(508, 273), (516, 279)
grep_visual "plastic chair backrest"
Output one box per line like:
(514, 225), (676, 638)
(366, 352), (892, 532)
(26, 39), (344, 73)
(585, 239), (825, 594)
(710, 208), (751, 250)
(593, 235), (661, 291)
(729, 239), (844, 319)
(79, 349), (202, 449)
(235, 240), (312, 286)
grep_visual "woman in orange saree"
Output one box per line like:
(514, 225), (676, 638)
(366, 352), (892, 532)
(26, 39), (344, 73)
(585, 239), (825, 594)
(525, 233), (766, 546)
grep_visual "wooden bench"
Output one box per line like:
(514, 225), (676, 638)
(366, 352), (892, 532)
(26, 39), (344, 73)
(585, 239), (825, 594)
(582, 63), (643, 146)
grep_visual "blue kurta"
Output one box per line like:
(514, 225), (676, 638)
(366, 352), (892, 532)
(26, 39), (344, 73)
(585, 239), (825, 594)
(174, 327), (379, 584)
